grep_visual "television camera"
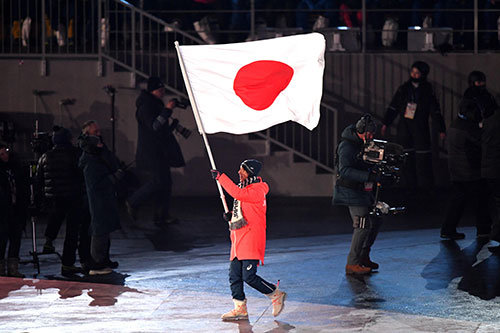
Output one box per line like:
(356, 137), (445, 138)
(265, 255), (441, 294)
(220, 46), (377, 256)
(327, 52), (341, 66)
(361, 139), (407, 216)
(171, 97), (192, 139)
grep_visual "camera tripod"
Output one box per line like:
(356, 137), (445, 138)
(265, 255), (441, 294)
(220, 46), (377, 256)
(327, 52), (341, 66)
(21, 162), (62, 278)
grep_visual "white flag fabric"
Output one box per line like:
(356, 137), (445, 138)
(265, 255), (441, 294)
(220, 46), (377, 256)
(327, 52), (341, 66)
(178, 33), (325, 135)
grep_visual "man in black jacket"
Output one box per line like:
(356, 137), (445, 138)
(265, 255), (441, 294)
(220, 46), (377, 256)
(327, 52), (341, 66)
(37, 126), (91, 275)
(332, 114), (381, 275)
(381, 61), (446, 191)
(441, 95), (492, 240)
(79, 121), (122, 275)
(0, 143), (28, 277)
(126, 77), (185, 227)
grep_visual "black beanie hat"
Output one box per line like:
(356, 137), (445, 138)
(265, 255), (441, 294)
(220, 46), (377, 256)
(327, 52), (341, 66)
(468, 70), (486, 87)
(147, 76), (165, 92)
(241, 159), (262, 176)
(52, 126), (72, 145)
(411, 61), (430, 78)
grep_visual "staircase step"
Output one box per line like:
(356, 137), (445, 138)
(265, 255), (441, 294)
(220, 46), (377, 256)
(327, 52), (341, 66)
(270, 142), (287, 153)
(293, 154), (309, 163)
(316, 165), (334, 174)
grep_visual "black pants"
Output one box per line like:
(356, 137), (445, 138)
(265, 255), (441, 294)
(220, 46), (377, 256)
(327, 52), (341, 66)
(442, 180), (492, 235)
(229, 258), (275, 301)
(0, 204), (26, 259)
(128, 168), (172, 220)
(347, 206), (382, 265)
(45, 197), (91, 266)
(402, 150), (434, 190)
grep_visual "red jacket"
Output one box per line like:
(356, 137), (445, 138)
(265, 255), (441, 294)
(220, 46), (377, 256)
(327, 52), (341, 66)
(218, 174), (269, 264)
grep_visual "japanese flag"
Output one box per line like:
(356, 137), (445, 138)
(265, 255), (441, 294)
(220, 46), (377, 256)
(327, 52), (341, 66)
(177, 33), (325, 135)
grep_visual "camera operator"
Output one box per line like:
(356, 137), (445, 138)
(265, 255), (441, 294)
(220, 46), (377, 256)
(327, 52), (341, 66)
(333, 114), (385, 275)
(0, 143), (28, 277)
(126, 76), (185, 227)
(78, 121), (122, 275)
(37, 126), (91, 276)
(381, 61), (446, 192)
(441, 71), (496, 240)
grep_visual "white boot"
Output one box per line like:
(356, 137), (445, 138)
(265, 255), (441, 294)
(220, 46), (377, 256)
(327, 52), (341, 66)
(266, 287), (286, 317)
(221, 299), (248, 321)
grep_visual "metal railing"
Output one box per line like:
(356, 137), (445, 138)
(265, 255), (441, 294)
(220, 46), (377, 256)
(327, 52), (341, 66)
(97, 0), (338, 173)
(143, 0), (499, 54)
(12, 1), (495, 171)
(2, 1), (500, 57)
(0, 0), (100, 57)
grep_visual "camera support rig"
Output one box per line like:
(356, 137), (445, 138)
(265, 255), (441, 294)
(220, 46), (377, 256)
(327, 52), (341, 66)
(362, 139), (407, 217)
(19, 90), (62, 277)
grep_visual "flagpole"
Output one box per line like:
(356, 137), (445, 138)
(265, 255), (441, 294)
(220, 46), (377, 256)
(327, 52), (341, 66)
(174, 41), (229, 213)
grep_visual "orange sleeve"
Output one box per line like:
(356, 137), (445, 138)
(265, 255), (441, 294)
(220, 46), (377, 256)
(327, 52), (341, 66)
(218, 174), (266, 203)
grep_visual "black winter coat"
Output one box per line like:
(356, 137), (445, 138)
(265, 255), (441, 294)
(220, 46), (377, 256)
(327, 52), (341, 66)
(78, 142), (121, 236)
(384, 80), (446, 149)
(0, 152), (29, 212)
(463, 86), (498, 120)
(482, 110), (500, 179)
(37, 144), (83, 198)
(135, 90), (185, 174)
(447, 118), (481, 182)
(332, 125), (374, 207)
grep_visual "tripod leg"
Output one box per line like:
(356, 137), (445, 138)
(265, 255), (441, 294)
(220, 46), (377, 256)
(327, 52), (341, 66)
(31, 217), (40, 277)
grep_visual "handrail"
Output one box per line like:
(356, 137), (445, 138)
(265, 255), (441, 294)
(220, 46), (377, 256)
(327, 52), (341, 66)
(2, 0), (500, 57)
(100, 0), (339, 174)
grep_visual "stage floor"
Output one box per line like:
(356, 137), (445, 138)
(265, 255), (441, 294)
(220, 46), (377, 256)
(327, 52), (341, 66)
(2, 222), (500, 332)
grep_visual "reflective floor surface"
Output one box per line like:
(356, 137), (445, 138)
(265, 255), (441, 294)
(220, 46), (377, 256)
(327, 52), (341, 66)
(2, 224), (500, 332)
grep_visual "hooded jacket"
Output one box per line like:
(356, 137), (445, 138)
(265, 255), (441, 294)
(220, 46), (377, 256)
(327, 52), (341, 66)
(37, 144), (83, 198)
(332, 124), (374, 207)
(218, 173), (269, 264)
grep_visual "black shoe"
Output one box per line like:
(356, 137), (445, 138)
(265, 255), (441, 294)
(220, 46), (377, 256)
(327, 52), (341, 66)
(361, 257), (379, 270)
(88, 261), (113, 275)
(440, 232), (465, 240)
(61, 265), (84, 276)
(81, 262), (91, 275)
(105, 259), (119, 269)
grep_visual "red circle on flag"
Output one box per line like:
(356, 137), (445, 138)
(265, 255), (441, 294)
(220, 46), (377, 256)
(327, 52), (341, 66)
(233, 60), (294, 111)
